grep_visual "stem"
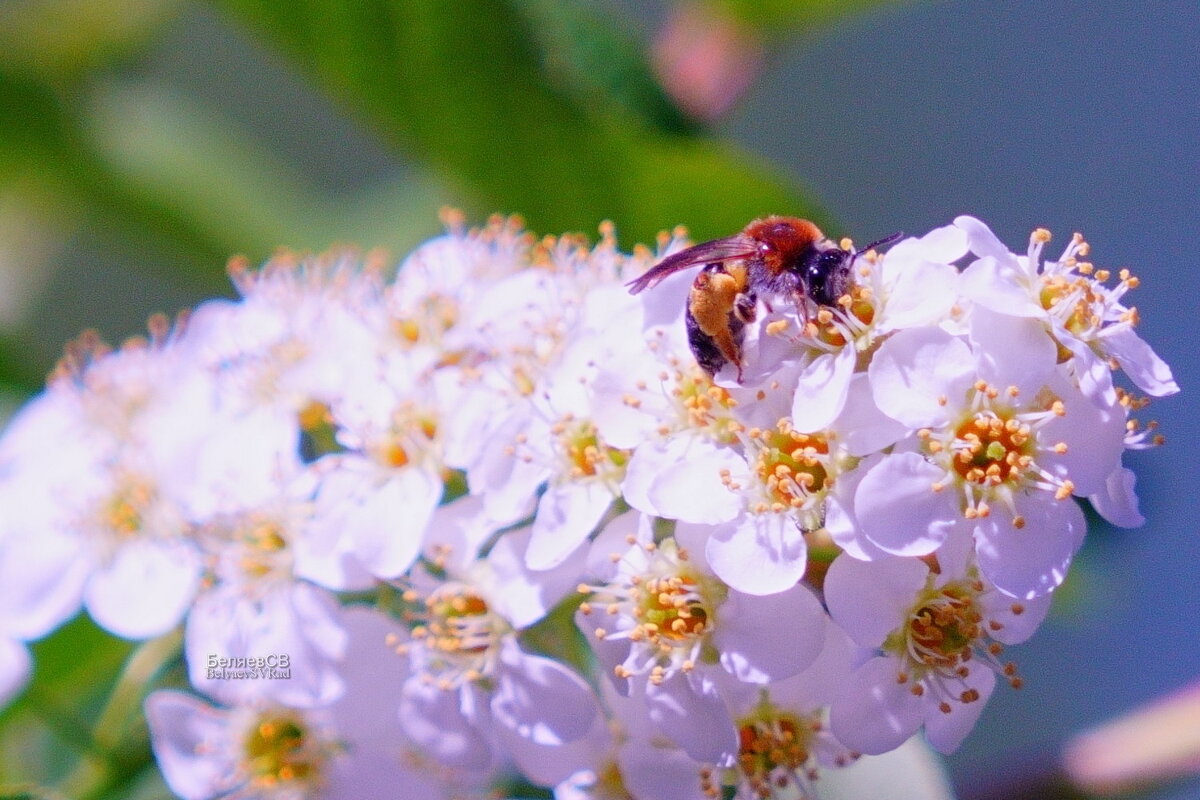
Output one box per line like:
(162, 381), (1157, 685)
(56, 630), (182, 800)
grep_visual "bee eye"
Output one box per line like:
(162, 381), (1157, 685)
(806, 250), (849, 305)
(809, 250), (846, 278)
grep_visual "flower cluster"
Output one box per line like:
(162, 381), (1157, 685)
(0, 211), (1175, 799)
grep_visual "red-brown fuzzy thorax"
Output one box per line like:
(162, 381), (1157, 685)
(744, 216), (824, 275)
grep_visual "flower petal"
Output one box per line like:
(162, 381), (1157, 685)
(969, 305), (1056, 396)
(85, 539), (200, 639)
(855, 453), (960, 556)
(1088, 467), (1145, 529)
(528, 481), (613, 571)
(493, 644), (597, 746)
(790, 347), (855, 434)
(974, 496), (1086, 599)
(714, 584), (825, 683)
(645, 671), (737, 763)
(825, 553), (926, 649)
(145, 691), (238, 800)
(1099, 325), (1179, 396)
(624, 436), (743, 525)
(399, 679), (494, 770)
(705, 513), (807, 595)
(868, 328), (975, 429)
(923, 667), (996, 754)
(830, 656), (924, 755)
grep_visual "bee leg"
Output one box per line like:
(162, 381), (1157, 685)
(733, 291), (757, 324)
(688, 266), (748, 382)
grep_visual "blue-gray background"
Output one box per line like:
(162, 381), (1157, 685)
(10, 1), (1198, 798)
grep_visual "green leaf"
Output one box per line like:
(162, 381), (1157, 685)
(0, 0), (183, 81)
(211, 0), (823, 245)
(712, 0), (906, 34)
(512, 0), (697, 135)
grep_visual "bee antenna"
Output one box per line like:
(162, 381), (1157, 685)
(857, 231), (904, 254)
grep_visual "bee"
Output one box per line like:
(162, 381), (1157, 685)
(627, 216), (901, 381)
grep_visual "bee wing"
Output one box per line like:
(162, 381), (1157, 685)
(626, 234), (759, 294)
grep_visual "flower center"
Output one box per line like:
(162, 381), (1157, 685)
(371, 408), (439, 469)
(237, 520), (290, 579)
(748, 422), (830, 513)
(811, 285), (876, 347)
(243, 713), (324, 789)
(736, 710), (816, 795)
(409, 583), (509, 687)
(553, 418), (628, 480)
(637, 574), (709, 642)
(950, 411), (1034, 487)
(902, 582), (981, 671)
(103, 477), (155, 540)
(673, 368), (741, 442)
(297, 400), (344, 462)
(579, 538), (722, 683)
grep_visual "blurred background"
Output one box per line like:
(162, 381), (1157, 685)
(0, 0), (1196, 798)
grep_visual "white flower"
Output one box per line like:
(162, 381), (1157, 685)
(394, 523), (599, 783)
(860, 326), (1123, 598)
(0, 336), (213, 639)
(150, 607), (487, 800)
(825, 535), (1051, 755)
(708, 618), (860, 799)
(956, 216), (1178, 400)
(576, 512), (825, 762)
(185, 484), (347, 709)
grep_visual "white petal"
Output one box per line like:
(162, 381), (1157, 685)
(1100, 325), (1179, 396)
(705, 513), (807, 595)
(493, 644), (597, 746)
(1058, 332), (1116, 406)
(830, 656), (924, 755)
(974, 497), (1086, 599)
(979, 586), (1052, 646)
(145, 691), (238, 800)
(618, 739), (710, 800)
(825, 553), (926, 649)
(349, 469), (441, 578)
(878, 260), (959, 332)
(714, 583), (825, 683)
(486, 528), (588, 629)
(969, 305), (1056, 396)
(421, 494), (504, 575)
(584, 509), (647, 584)
(833, 374), (909, 456)
(768, 617), (856, 711)
(1038, 378), (1125, 497)
(790, 348), (855, 433)
(1088, 467), (1145, 528)
(923, 667), (996, 754)
(868, 328), (976, 429)
(85, 540), (200, 639)
(399, 679), (494, 770)
(855, 453), (960, 556)
(633, 437), (744, 525)
(953, 216), (1011, 262)
(959, 257), (1042, 317)
(645, 671), (738, 763)
(0, 530), (87, 639)
(528, 481), (613, 571)
(0, 639), (30, 708)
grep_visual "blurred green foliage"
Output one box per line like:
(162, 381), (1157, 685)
(0, 0), (897, 796)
